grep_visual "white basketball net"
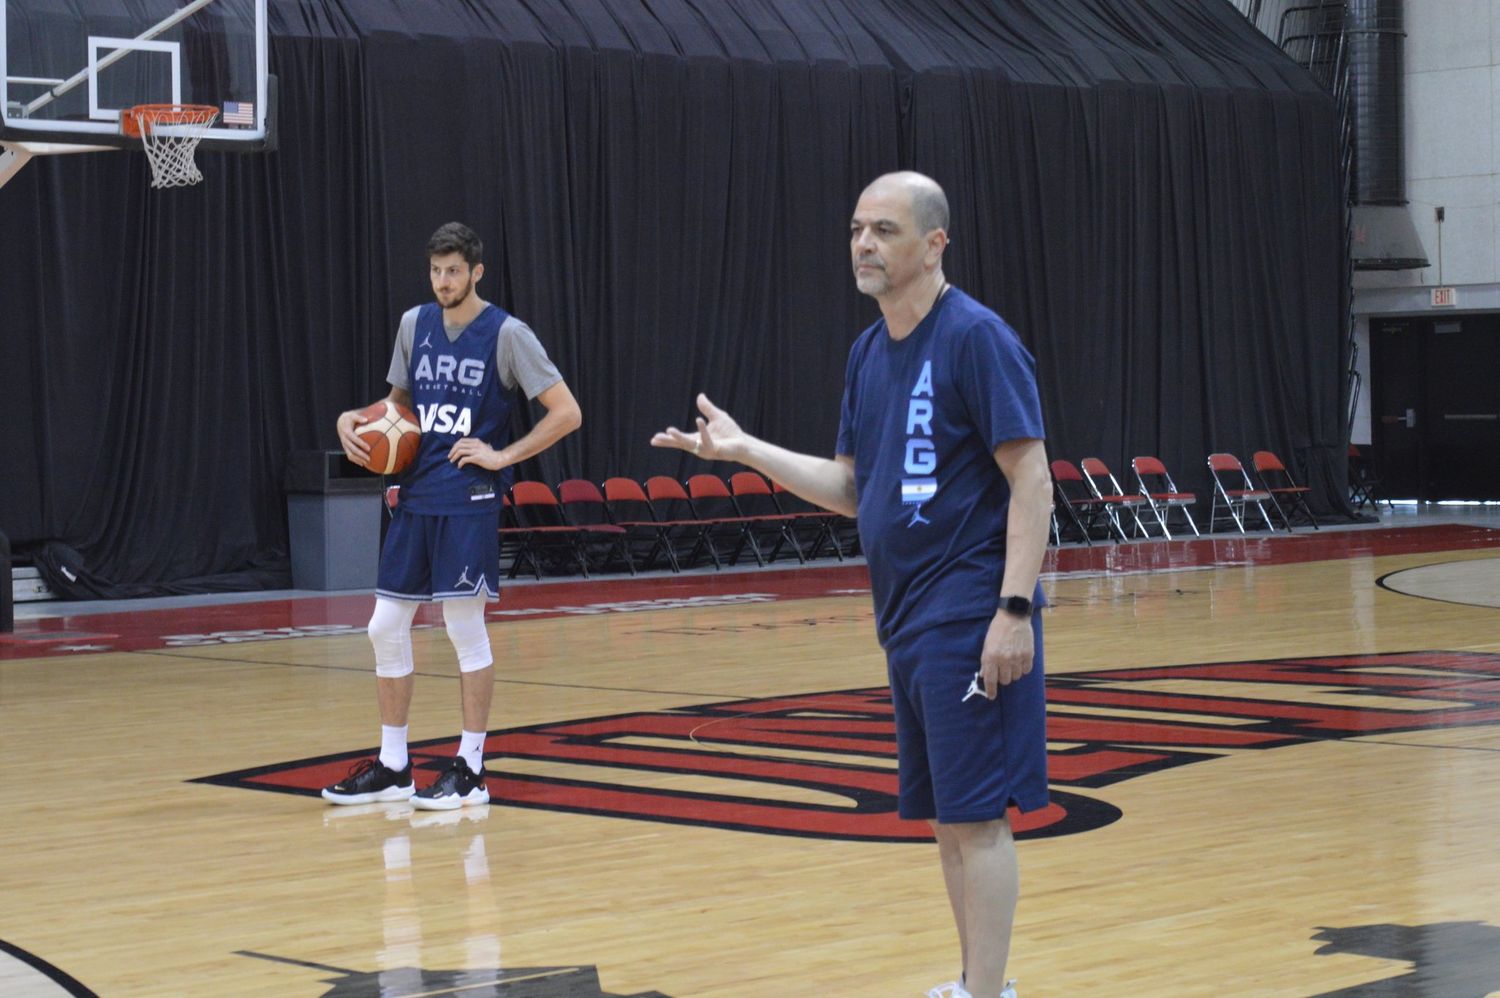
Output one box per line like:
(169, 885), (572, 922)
(133, 105), (219, 188)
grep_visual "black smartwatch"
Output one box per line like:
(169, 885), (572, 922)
(1000, 594), (1033, 619)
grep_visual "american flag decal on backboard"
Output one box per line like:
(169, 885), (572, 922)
(222, 100), (255, 126)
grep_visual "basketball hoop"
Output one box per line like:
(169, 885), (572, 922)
(121, 103), (219, 188)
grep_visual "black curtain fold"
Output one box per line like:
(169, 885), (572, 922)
(0, 0), (1348, 590)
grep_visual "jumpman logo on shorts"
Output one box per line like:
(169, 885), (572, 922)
(454, 566), (475, 589)
(908, 504), (931, 527)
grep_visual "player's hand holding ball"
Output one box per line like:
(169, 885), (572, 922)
(339, 400), (421, 474)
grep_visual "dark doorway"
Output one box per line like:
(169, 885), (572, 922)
(1370, 313), (1500, 500)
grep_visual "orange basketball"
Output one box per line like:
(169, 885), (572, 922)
(355, 400), (421, 475)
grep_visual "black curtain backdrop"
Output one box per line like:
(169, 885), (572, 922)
(0, 0), (1347, 590)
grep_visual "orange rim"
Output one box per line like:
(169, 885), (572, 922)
(121, 103), (218, 138)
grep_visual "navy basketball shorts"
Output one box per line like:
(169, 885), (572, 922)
(884, 613), (1049, 824)
(375, 508), (500, 602)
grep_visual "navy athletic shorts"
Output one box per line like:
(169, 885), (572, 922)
(375, 508), (500, 602)
(884, 612), (1049, 824)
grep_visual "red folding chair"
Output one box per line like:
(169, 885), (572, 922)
(727, 471), (806, 564)
(685, 474), (765, 566)
(498, 493), (539, 579)
(768, 481), (851, 560)
(1252, 451), (1318, 531)
(1050, 459), (1115, 543)
(644, 476), (724, 569)
(556, 479), (638, 573)
(1130, 455), (1200, 538)
(1080, 457), (1151, 539)
(1206, 453), (1277, 533)
(602, 477), (682, 572)
(1348, 444), (1385, 511)
(509, 481), (593, 575)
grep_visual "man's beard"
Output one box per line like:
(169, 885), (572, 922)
(438, 277), (474, 309)
(854, 262), (890, 296)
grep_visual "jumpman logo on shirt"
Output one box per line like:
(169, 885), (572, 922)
(908, 504), (931, 527)
(454, 566), (475, 589)
(418, 330), (433, 350)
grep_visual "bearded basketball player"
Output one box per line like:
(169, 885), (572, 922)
(324, 221), (581, 810)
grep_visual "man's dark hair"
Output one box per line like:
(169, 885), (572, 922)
(427, 222), (483, 267)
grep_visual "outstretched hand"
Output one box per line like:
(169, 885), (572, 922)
(651, 393), (748, 462)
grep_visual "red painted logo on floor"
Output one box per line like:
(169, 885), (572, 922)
(198, 651), (1500, 841)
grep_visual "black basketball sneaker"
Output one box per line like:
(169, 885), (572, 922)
(412, 757), (490, 811)
(320, 758), (415, 805)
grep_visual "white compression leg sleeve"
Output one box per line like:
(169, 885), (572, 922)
(369, 597), (419, 678)
(442, 596), (493, 673)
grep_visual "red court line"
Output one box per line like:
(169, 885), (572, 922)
(2, 523), (1496, 659)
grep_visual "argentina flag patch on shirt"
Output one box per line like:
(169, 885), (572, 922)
(901, 478), (937, 504)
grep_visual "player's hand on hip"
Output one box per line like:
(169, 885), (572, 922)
(979, 609), (1034, 698)
(449, 437), (504, 471)
(336, 409), (373, 465)
(651, 393), (746, 462)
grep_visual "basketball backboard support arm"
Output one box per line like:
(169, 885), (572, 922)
(21, 0), (219, 120)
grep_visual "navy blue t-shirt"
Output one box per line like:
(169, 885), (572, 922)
(836, 288), (1046, 646)
(399, 302), (513, 515)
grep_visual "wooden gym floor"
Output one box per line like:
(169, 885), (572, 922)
(3, 509), (1499, 997)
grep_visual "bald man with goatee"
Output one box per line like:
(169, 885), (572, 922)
(654, 172), (1053, 998)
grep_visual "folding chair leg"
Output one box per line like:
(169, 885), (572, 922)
(1264, 492), (1292, 532)
(1218, 488), (1249, 533)
(1255, 500), (1277, 532)
(658, 530), (682, 573)
(1147, 500), (1172, 539)
(825, 520), (846, 560)
(781, 526), (806, 564)
(1214, 492), (1246, 533)
(700, 532), (724, 569)
(732, 529), (764, 567)
(517, 546), (541, 580)
(1297, 495), (1319, 530)
(1056, 496), (1092, 546)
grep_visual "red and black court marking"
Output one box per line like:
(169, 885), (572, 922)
(237, 951), (669, 997)
(198, 651), (1500, 843)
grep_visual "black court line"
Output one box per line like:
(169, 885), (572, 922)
(0, 938), (98, 998)
(1351, 737), (1500, 755)
(1375, 559), (1500, 610)
(130, 648), (746, 700)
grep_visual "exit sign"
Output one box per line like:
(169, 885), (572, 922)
(1431, 287), (1458, 307)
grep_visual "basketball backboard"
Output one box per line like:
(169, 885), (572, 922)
(1, 0), (271, 153)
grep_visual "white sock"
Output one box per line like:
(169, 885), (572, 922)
(380, 725), (409, 771)
(458, 730), (485, 774)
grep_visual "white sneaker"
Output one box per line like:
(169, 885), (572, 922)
(926, 983), (969, 998)
(411, 757), (490, 811)
(925, 980), (1016, 998)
